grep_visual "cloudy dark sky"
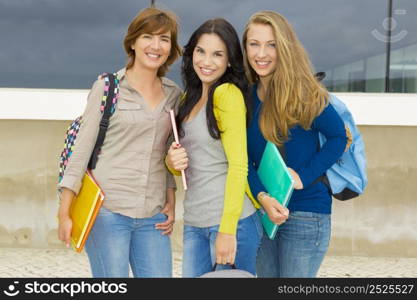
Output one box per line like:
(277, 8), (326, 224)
(0, 0), (416, 89)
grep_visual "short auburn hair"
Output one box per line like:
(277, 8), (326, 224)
(123, 7), (181, 77)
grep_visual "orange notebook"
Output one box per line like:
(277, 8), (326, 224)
(69, 170), (104, 253)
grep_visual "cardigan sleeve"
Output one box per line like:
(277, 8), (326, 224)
(246, 157), (263, 208)
(296, 103), (348, 187)
(213, 83), (248, 235)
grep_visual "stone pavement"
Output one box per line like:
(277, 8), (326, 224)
(1, 247), (417, 278)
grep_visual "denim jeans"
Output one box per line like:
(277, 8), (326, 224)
(182, 212), (263, 277)
(84, 207), (172, 278)
(256, 210), (331, 278)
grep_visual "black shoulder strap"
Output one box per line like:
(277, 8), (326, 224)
(88, 73), (116, 170)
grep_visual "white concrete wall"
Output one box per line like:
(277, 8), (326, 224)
(1, 88), (417, 125)
(1, 89), (417, 257)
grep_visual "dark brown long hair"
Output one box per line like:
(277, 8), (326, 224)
(177, 18), (251, 139)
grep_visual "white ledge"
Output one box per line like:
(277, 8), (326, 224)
(333, 92), (417, 126)
(0, 88), (416, 126)
(0, 88), (89, 121)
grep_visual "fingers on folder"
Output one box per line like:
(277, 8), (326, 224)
(271, 201), (289, 225)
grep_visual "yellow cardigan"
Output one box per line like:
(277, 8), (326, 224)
(169, 83), (260, 235)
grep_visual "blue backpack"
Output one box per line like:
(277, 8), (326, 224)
(318, 93), (368, 200)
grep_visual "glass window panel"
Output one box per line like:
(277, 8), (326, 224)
(389, 0), (417, 93)
(2, 0), (414, 94)
(365, 54), (386, 92)
(175, 0), (389, 93)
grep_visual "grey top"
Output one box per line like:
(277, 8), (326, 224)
(181, 104), (255, 228)
(58, 68), (182, 218)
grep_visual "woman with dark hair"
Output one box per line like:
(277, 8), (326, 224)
(57, 7), (182, 278)
(166, 18), (263, 277)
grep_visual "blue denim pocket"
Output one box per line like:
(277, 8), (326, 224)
(98, 206), (114, 216)
(289, 211), (320, 221)
(281, 211), (319, 241)
(151, 212), (168, 221)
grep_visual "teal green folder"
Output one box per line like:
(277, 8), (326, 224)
(257, 141), (294, 239)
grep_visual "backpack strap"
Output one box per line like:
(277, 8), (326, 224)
(88, 73), (117, 170)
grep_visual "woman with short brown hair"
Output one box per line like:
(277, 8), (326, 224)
(57, 6), (182, 278)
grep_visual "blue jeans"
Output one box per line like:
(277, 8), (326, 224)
(85, 207), (172, 278)
(256, 211), (331, 278)
(182, 212), (263, 277)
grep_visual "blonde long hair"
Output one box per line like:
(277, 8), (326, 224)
(242, 11), (329, 146)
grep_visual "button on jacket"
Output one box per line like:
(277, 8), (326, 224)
(58, 68), (182, 218)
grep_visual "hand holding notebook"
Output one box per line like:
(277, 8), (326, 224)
(258, 193), (289, 225)
(257, 141), (294, 239)
(69, 170), (104, 253)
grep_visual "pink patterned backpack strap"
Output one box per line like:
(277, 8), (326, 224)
(58, 72), (120, 183)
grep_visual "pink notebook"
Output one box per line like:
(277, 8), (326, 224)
(169, 109), (187, 190)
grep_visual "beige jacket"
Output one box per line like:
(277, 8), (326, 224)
(58, 68), (182, 218)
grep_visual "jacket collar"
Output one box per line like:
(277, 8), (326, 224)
(116, 67), (177, 89)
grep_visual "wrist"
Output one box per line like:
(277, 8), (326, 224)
(165, 199), (175, 207)
(257, 191), (270, 203)
(57, 211), (70, 221)
(166, 188), (176, 202)
(217, 231), (236, 237)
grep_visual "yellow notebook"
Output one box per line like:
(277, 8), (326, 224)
(69, 171), (104, 253)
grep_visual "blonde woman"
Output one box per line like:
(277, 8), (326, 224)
(57, 7), (182, 277)
(242, 11), (347, 277)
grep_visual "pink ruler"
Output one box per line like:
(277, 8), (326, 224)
(169, 109), (187, 190)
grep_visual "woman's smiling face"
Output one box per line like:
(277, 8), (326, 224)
(192, 33), (228, 88)
(245, 23), (277, 78)
(132, 31), (172, 71)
